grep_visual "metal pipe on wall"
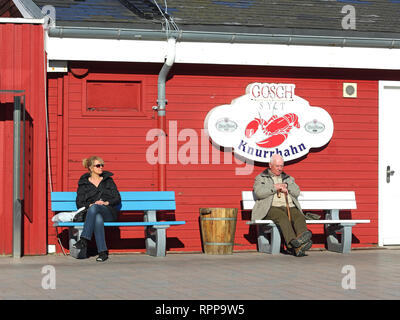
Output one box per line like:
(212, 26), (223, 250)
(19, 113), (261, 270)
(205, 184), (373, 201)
(1, 90), (24, 258)
(157, 38), (176, 191)
(13, 95), (22, 259)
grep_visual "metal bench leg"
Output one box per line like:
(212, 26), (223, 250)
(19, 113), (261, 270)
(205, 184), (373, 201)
(145, 226), (168, 257)
(68, 226), (87, 259)
(143, 210), (167, 257)
(326, 209), (339, 220)
(325, 224), (353, 254)
(144, 210), (157, 223)
(257, 224), (281, 254)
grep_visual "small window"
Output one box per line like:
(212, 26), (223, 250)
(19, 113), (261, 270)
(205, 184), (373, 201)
(85, 80), (142, 115)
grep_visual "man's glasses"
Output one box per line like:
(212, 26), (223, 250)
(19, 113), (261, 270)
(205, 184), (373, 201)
(94, 164), (104, 168)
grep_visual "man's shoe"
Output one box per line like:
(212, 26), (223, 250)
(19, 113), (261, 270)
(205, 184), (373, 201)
(290, 230), (312, 248)
(73, 237), (88, 250)
(294, 240), (312, 257)
(96, 251), (108, 262)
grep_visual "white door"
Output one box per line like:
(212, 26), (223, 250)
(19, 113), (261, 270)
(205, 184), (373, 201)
(379, 81), (400, 245)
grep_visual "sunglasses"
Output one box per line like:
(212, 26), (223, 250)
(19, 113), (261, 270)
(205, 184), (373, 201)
(94, 164), (104, 168)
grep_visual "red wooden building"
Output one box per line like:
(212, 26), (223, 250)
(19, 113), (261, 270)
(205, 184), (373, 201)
(1, 0), (400, 256)
(0, 16), (47, 255)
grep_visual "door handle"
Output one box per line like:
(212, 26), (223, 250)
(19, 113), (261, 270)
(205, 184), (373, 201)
(387, 165), (395, 183)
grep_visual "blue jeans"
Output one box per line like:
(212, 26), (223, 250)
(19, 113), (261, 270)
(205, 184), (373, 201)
(81, 204), (115, 253)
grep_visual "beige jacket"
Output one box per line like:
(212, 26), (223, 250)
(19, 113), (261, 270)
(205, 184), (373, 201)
(251, 169), (303, 221)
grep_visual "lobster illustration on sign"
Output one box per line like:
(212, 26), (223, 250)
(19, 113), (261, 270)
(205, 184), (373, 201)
(245, 113), (300, 148)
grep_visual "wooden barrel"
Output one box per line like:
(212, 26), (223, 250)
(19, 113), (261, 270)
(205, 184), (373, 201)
(199, 208), (238, 255)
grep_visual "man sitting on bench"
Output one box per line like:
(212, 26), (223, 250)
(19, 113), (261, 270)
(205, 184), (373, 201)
(252, 154), (312, 257)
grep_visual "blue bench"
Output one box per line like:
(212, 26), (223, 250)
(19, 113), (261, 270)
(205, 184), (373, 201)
(51, 191), (185, 258)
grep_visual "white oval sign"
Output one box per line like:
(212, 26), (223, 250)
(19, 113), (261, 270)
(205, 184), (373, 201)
(204, 83), (334, 162)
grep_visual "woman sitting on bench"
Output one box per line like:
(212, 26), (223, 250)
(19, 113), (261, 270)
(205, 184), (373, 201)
(73, 156), (121, 262)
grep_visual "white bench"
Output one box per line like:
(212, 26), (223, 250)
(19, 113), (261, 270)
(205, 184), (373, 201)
(242, 191), (370, 254)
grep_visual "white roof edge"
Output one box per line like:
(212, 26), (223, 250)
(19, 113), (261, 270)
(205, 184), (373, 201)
(45, 37), (400, 70)
(0, 17), (44, 24)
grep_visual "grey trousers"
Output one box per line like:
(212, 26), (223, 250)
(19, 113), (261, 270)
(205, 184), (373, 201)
(266, 206), (307, 249)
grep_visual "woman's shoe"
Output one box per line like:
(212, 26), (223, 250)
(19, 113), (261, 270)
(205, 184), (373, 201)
(96, 251), (108, 262)
(73, 237), (88, 250)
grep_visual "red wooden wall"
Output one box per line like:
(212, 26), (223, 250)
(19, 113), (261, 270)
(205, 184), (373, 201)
(0, 22), (46, 255)
(47, 63), (160, 251)
(164, 67), (378, 251)
(47, 62), (379, 253)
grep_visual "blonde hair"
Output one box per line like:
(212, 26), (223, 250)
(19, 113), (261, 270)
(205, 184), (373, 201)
(82, 156), (104, 171)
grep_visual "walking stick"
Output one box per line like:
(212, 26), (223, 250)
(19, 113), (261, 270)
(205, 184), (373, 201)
(277, 188), (291, 222)
(284, 192), (291, 222)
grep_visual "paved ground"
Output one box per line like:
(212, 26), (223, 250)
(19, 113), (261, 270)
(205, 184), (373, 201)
(1, 248), (399, 302)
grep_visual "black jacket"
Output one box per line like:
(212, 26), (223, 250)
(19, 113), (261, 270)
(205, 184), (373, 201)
(76, 171), (121, 220)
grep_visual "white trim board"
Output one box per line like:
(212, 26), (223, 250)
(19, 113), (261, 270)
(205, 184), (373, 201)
(46, 36), (400, 70)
